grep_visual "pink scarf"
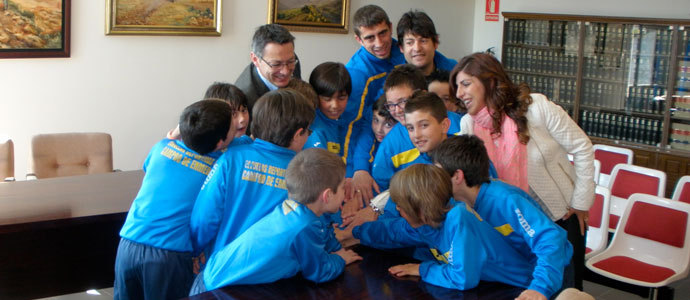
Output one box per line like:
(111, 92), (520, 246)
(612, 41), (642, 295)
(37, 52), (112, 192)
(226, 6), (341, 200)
(473, 107), (529, 192)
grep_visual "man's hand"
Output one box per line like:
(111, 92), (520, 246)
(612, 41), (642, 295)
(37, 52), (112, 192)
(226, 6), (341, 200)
(352, 170), (380, 203)
(515, 289), (547, 300)
(562, 207), (589, 235)
(342, 205), (378, 227)
(388, 263), (420, 277)
(333, 248), (363, 265)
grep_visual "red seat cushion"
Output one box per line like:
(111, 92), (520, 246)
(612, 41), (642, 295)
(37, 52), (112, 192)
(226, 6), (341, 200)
(679, 183), (690, 204)
(589, 194), (604, 228)
(586, 247), (592, 254)
(592, 256), (676, 283)
(595, 150), (629, 175)
(625, 201), (688, 248)
(609, 214), (620, 230)
(610, 169), (660, 199)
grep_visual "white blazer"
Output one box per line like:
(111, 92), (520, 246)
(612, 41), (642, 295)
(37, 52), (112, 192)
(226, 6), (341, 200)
(460, 93), (595, 220)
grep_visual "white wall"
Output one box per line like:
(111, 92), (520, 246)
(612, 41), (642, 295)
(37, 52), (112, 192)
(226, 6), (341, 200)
(472, 0), (690, 58)
(0, 0), (474, 179)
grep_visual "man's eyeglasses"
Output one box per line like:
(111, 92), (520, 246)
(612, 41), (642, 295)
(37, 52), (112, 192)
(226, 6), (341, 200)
(260, 56), (298, 70)
(384, 99), (408, 111)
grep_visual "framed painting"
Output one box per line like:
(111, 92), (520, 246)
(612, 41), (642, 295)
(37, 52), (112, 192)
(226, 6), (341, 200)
(0, 0), (70, 58)
(106, 0), (221, 36)
(267, 0), (349, 34)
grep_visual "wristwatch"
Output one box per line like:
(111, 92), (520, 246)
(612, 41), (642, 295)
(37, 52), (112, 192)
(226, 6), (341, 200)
(369, 190), (390, 216)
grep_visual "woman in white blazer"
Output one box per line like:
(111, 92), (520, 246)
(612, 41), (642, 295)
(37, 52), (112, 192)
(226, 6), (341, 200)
(450, 53), (595, 291)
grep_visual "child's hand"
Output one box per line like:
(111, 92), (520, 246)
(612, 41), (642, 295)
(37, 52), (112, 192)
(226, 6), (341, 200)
(192, 252), (206, 274)
(515, 289), (547, 300)
(388, 263), (420, 277)
(333, 248), (363, 265)
(352, 170), (380, 203)
(334, 223), (354, 241)
(341, 188), (364, 222)
(342, 206), (378, 227)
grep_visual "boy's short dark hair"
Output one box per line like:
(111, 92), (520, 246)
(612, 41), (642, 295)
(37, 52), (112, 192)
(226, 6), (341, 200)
(252, 89), (315, 148)
(286, 78), (318, 108)
(404, 90), (448, 122)
(204, 82), (248, 111)
(286, 148), (346, 204)
(430, 135), (491, 187)
(390, 164), (451, 228)
(309, 62), (352, 98)
(353, 4), (391, 37)
(396, 10), (439, 44)
(251, 24), (295, 57)
(179, 99), (232, 155)
(373, 94), (396, 124)
(383, 64), (427, 93)
(426, 69), (450, 86)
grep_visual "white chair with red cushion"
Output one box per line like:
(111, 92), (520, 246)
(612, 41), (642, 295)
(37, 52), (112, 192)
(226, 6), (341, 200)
(607, 164), (666, 232)
(586, 193), (690, 299)
(672, 175), (690, 204)
(567, 155), (600, 184)
(586, 185), (611, 260)
(593, 144), (633, 187)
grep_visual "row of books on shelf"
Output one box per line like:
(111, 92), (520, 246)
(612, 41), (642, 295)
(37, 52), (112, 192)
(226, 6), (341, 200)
(508, 73), (576, 105)
(584, 23), (673, 56)
(670, 122), (690, 151)
(580, 82), (666, 114)
(680, 30), (690, 57)
(503, 46), (577, 76)
(504, 19), (579, 48)
(672, 96), (690, 119)
(580, 110), (661, 145)
(582, 54), (669, 86)
(678, 60), (690, 95)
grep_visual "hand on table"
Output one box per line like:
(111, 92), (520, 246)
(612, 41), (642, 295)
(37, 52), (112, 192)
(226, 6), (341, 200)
(333, 248), (363, 265)
(515, 289), (547, 300)
(388, 263), (420, 277)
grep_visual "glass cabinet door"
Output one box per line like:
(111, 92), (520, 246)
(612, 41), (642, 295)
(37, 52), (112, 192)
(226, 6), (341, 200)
(503, 19), (579, 115)
(670, 26), (690, 151)
(578, 23), (671, 146)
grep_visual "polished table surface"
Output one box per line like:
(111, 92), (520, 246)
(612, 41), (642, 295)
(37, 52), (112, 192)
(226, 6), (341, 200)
(187, 245), (524, 300)
(0, 171), (144, 299)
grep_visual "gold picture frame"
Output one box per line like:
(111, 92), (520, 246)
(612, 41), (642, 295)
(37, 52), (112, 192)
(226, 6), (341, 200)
(106, 0), (221, 36)
(267, 0), (349, 34)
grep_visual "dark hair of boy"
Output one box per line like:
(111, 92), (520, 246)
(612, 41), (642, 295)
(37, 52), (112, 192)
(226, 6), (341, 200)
(426, 69), (449, 86)
(390, 164), (452, 228)
(203, 82), (249, 111)
(429, 135), (491, 187)
(373, 94), (396, 124)
(286, 148), (346, 204)
(179, 99), (232, 155)
(403, 90), (448, 122)
(396, 10), (439, 44)
(286, 78), (319, 109)
(251, 24), (295, 57)
(251, 89), (315, 148)
(352, 4), (391, 37)
(383, 64), (427, 93)
(309, 62), (352, 97)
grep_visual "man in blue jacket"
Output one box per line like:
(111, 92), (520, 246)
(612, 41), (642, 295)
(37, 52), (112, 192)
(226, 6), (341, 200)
(396, 10), (458, 78)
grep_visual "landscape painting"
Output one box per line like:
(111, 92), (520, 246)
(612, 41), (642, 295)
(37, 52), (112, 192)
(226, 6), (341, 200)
(106, 0), (221, 36)
(268, 0), (349, 34)
(0, 0), (70, 58)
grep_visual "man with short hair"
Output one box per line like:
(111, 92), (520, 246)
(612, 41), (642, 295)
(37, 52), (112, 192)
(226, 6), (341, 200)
(235, 24), (301, 133)
(397, 10), (457, 78)
(344, 4), (405, 197)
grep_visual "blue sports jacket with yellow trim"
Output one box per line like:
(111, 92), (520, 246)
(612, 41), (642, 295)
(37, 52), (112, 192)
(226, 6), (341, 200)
(474, 180), (573, 298)
(353, 202), (535, 290)
(120, 139), (223, 253)
(371, 111), (463, 191)
(190, 139), (296, 256)
(304, 109), (344, 156)
(200, 199), (345, 289)
(340, 39), (406, 176)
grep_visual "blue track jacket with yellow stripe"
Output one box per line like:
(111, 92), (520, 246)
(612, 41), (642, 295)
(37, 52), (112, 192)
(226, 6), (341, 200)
(199, 199), (345, 290)
(353, 202), (535, 290)
(190, 139), (295, 256)
(474, 180), (573, 298)
(304, 109), (344, 156)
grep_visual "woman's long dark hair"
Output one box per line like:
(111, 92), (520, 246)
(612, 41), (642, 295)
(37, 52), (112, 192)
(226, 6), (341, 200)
(450, 53), (532, 144)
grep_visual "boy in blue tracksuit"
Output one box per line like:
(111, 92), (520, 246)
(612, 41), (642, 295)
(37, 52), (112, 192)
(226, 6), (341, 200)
(114, 100), (235, 300)
(352, 95), (398, 176)
(431, 135), (574, 299)
(303, 62), (350, 158)
(190, 89), (315, 257)
(341, 5), (406, 178)
(340, 164), (536, 290)
(189, 149), (362, 294)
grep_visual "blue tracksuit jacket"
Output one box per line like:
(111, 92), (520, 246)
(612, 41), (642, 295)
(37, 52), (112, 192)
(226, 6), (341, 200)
(190, 139), (296, 255)
(474, 180), (573, 298)
(198, 199), (345, 290)
(353, 202), (535, 290)
(304, 109), (344, 156)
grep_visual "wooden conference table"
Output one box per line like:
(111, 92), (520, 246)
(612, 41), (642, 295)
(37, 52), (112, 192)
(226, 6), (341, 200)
(0, 170), (143, 300)
(187, 245), (525, 300)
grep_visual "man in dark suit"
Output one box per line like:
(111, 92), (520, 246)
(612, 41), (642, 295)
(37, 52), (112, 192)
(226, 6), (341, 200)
(235, 24), (301, 134)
